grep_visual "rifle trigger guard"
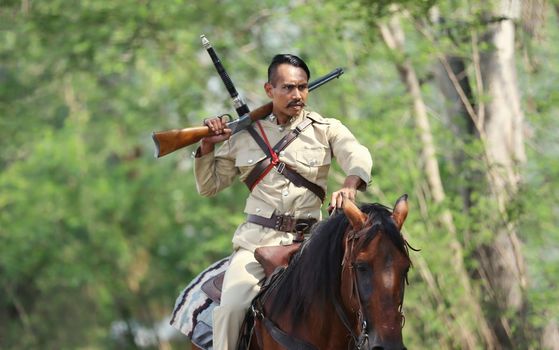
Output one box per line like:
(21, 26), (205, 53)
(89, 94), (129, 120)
(219, 113), (232, 122)
(203, 114), (231, 126)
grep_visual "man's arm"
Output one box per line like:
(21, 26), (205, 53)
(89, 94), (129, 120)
(194, 117), (236, 196)
(326, 119), (373, 210)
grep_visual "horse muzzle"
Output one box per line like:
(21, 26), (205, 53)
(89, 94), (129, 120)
(367, 332), (406, 350)
(369, 344), (407, 350)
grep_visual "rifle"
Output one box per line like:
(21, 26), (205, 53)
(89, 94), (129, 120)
(152, 67), (343, 158)
(201, 35), (250, 118)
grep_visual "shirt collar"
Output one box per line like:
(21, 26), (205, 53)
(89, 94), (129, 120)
(267, 110), (306, 128)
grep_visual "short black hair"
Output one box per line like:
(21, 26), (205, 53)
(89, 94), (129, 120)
(267, 54), (311, 85)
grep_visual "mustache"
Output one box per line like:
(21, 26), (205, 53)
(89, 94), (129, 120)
(287, 100), (305, 108)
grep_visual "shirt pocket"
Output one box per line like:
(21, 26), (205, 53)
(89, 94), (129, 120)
(295, 146), (332, 181)
(235, 149), (267, 180)
(244, 198), (275, 218)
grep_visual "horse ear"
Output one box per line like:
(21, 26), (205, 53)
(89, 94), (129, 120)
(343, 198), (368, 230)
(391, 194), (409, 230)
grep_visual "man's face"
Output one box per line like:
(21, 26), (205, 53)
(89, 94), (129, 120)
(265, 63), (309, 120)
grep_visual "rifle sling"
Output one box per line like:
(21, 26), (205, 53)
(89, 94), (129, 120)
(243, 118), (326, 203)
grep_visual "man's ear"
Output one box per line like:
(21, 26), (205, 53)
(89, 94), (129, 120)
(264, 82), (273, 98)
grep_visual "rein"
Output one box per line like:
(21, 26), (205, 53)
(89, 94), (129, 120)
(336, 221), (408, 350)
(336, 226), (373, 349)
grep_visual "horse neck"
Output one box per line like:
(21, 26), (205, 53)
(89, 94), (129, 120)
(263, 226), (348, 334)
(296, 229), (366, 348)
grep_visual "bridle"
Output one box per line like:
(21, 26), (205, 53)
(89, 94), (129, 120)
(334, 219), (408, 350)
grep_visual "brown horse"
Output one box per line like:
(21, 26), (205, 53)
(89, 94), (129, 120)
(191, 195), (413, 350)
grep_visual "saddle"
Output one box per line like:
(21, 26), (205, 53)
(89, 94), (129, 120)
(170, 226), (312, 350)
(201, 242), (302, 304)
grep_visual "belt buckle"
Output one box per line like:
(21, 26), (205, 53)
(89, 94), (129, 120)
(275, 215), (295, 232)
(276, 162), (286, 174)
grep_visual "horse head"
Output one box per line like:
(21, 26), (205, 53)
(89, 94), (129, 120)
(341, 194), (411, 350)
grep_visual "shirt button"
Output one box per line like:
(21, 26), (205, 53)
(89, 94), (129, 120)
(248, 159), (253, 164)
(256, 208), (261, 213)
(282, 188), (289, 196)
(279, 126), (285, 132)
(307, 213), (312, 218)
(309, 159), (316, 166)
(279, 151), (285, 157)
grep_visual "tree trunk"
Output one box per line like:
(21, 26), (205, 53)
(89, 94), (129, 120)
(477, 1), (529, 346)
(379, 14), (497, 350)
(433, 54), (477, 211)
(542, 320), (559, 350)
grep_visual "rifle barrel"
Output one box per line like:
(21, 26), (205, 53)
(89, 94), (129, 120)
(308, 67), (344, 91)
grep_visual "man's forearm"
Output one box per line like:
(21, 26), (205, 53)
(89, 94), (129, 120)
(198, 140), (215, 156)
(343, 175), (364, 191)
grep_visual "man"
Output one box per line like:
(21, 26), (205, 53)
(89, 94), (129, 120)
(194, 54), (372, 349)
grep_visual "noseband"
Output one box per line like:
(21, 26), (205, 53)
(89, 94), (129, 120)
(335, 220), (407, 350)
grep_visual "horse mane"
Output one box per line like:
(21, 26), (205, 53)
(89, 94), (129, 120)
(268, 203), (411, 325)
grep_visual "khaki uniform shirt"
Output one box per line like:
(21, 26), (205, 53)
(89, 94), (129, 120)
(194, 109), (372, 252)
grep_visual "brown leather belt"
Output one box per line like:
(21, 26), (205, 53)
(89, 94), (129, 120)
(247, 214), (317, 233)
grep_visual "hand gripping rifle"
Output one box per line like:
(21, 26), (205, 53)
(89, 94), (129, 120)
(151, 36), (344, 158)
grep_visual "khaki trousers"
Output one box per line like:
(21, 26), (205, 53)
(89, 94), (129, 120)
(212, 248), (265, 350)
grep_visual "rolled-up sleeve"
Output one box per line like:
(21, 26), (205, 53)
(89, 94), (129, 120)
(327, 119), (373, 191)
(194, 142), (238, 197)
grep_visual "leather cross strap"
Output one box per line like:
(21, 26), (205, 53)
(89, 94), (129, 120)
(244, 118), (326, 202)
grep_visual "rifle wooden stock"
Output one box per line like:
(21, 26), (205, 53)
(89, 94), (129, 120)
(152, 126), (211, 158)
(152, 102), (273, 158)
(247, 101), (274, 122)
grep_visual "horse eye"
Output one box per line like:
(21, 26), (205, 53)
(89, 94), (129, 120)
(355, 262), (368, 272)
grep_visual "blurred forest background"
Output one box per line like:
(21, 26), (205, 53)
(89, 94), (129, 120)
(1, 0), (558, 349)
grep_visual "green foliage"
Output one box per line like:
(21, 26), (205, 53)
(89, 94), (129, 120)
(517, 7), (559, 333)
